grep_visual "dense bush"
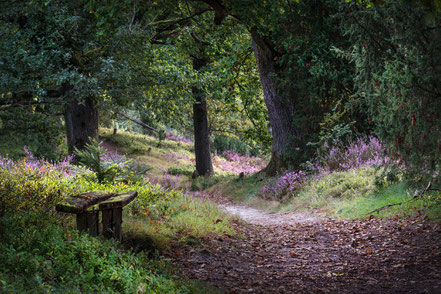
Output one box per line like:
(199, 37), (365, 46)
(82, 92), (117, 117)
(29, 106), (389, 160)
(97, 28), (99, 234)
(0, 150), (179, 219)
(306, 167), (379, 199)
(167, 165), (194, 177)
(259, 137), (389, 201)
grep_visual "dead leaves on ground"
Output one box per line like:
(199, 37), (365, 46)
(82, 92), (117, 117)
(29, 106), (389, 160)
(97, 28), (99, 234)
(167, 218), (441, 293)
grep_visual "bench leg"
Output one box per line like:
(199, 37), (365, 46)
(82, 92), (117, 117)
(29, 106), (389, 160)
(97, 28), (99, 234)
(102, 208), (123, 242)
(76, 211), (99, 237)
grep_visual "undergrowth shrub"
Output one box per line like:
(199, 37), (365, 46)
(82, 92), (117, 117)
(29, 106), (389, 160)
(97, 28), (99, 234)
(260, 170), (306, 201)
(307, 167), (379, 199)
(0, 212), (194, 293)
(260, 137), (389, 202)
(75, 140), (135, 183)
(0, 152), (74, 215)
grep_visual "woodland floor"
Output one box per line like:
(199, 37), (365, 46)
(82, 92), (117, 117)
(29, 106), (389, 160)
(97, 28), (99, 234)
(165, 192), (441, 293)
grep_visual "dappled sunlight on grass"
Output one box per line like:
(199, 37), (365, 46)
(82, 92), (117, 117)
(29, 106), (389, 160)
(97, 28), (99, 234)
(124, 196), (238, 249)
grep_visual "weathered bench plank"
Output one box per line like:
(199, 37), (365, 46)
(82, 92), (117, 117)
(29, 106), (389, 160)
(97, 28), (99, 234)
(56, 191), (116, 214)
(98, 191), (138, 210)
(77, 211), (100, 237)
(100, 191), (137, 241)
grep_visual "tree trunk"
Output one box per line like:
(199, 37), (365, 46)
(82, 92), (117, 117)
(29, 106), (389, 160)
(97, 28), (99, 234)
(252, 38), (299, 175)
(64, 97), (98, 156)
(196, 1), (301, 175)
(192, 57), (214, 177)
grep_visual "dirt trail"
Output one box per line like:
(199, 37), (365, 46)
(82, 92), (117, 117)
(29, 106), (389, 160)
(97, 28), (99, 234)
(221, 204), (323, 226)
(168, 195), (441, 294)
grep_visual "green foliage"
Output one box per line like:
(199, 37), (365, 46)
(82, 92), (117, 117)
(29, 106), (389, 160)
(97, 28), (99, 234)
(74, 139), (129, 184)
(0, 109), (65, 160)
(212, 135), (251, 155)
(0, 212), (198, 293)
(0, 159), (76, 216)
(339, 0), (441, 180)
(190, 175), (231, 191)
(335, 183), (441, 220)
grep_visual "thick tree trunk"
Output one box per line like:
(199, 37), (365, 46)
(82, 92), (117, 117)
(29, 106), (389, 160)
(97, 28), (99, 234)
(64, 97), (98, 156)
(197, 1), (301, 175)
(192, 57), (214, 177)
(252, 38), (299, 175)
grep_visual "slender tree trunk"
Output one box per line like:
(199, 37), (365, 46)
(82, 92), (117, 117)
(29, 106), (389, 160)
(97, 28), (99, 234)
(192, 57), (213, 177)
(252, 38), (299, 175)
(64, 97), (98, 156)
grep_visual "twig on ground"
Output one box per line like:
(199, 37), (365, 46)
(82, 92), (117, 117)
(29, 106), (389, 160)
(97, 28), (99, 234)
(366, 182), (432, 215)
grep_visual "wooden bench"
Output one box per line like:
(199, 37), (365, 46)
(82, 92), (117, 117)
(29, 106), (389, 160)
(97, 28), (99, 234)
(56, 191), (137, 241)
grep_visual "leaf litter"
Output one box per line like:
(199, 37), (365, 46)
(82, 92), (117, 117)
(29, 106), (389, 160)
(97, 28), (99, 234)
(165, 193), (441, 293)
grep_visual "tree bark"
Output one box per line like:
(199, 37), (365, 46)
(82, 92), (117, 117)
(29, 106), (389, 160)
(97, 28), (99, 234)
(192, 57), (214, 177)
(64, 97), (98, 156)
(251, 37), (299, 175)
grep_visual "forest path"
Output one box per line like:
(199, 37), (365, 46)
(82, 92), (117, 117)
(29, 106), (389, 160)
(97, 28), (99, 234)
(168, 193), (441, 293)
(221, 204), (323, 226)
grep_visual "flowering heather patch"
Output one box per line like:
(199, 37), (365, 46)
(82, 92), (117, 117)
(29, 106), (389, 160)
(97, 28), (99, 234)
(100, 149), (125, 164)
(0, 150), (78, 214)
(221, 150), (242, 162)
(316, 136), (389, 175)
(166, 133), (192, 144)
(148, 169), (182, 191)
(0, 147), (75, 176)
(260, 170), (306, 201)
(214, 150), (266, 174)
(0, 155), (13, 169)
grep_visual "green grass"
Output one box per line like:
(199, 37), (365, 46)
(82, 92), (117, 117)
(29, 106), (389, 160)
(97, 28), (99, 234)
(215, 174), (265, 202)
(100, 128), (194, 157)
(124, 195), (238, 249)
(288, 167), (441, 220)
